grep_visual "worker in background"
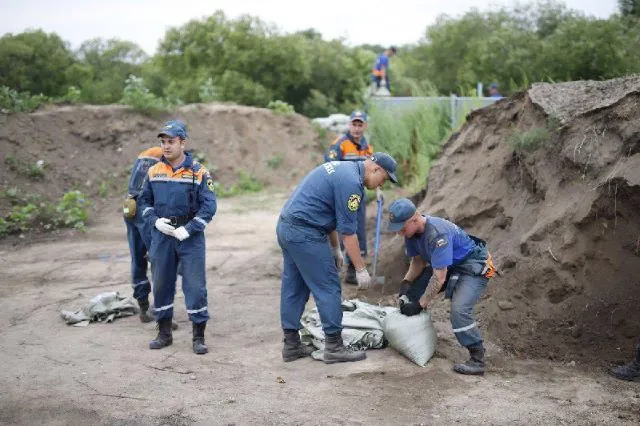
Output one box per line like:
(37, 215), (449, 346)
(324, 111), (376, 285)
(371, 46), (397, 93)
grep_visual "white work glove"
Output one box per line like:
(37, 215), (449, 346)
(155, 218), (175, 236)
(174, 226), (190, 241)
(356, 267), (372, 290)
(332, 246), (344, 270)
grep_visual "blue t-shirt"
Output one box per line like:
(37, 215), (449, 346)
(405, 216), (476, 268)
(280, 161), (364, 235)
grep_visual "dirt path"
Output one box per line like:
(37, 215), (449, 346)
(0, 192), (638, 425)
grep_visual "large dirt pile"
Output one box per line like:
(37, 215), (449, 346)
(379, 76), (640, 363)
(0, 104), (327, 217)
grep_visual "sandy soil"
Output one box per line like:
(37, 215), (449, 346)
(1, 192), (638, 425)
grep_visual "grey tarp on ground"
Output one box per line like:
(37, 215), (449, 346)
(60, 291), (138, 326)
(300, 299), (438, 366)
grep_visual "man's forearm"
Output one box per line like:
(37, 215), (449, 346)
(343, 234), (365, 270)
(403, 257), (426, 282)
(419, 268), (447, 308)
(329, 230), (339, 248)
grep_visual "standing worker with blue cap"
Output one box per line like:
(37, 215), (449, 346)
(139, 120), (217, 354)
(324, 110), (376, 285)
(278, 152), (399, 364)
(387, 198), (497, 375)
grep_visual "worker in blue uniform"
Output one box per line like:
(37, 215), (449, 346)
(324, 110), (375, 284)
(123, 146), (163, 322)
(277, 152), (399, 363)
(139, 120), (217, 355)
(388, 198), (496, 375)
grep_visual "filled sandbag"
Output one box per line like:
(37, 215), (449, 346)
(383, 310), (437, 367)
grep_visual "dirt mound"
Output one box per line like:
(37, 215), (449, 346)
(0, 103), (327, 219)
(377, 76), (640, 364)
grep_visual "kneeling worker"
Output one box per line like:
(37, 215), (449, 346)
(387, 198), (496, 375)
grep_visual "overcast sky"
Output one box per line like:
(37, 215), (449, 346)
(2, 0), (619, 55)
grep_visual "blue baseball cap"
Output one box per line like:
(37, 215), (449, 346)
(350, 110), (367, 123)
(158, 120), (188, 139)
(489, 82), (499, 89)
(387, 198), (417, 232)
(370, 152), (399, 184)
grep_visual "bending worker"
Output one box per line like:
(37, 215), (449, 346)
(278, 152), (399, 364)
(388, 198), (496, 375)
(139, 120), (217, 355)
(324, 110), (374, 285)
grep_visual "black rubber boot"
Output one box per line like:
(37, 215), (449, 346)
(138, 299), (155, 323)
(454, 343), (485, 376)
(282, 330), (314, 362)
(149, 319), (173, 349)
(609, 342), (640, 381)
(323, 332), (366, 364)
(192, 322), (208, 355)
(345, 264), (357, 285)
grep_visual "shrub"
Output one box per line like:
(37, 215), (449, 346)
(267, 100), (295, 115)
(0, 86), (49, 114)
(508, 127), (550, 152)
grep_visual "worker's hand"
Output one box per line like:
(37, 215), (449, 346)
(398, 279), (412, 297)
(356, 267), (372, 290)
(332, 246), (344, 270)
(174, 226), (190, 241)
(399, 299), (423, 316)
(155, 218), (175, 236)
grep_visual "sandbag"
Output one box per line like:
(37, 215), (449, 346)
(383, 310), (437, 367)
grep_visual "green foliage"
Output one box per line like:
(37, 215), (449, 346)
(267, 152), (284, 169)
(0, 30), (74, 96)
(199, 77), (217, 103)
(0, 86), (48, 113)
(63, 86), (82, 104)
(267, 100), (295, 115)
(214, 171), (264, 198)
(508, 127), (550, 152)
(619, 0), (640, 18)
(0, 189), (90, 236)
(368, 103), (450, 186)
(4, 154), (47, 179)
(121, 75), (169, 115)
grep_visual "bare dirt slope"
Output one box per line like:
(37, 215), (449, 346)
(373, 75), (640, 366)
(1, 193), (638, 426)
(0, 103), (327, 219)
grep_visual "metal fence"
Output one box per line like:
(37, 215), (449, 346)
(369, 96), (501, 129)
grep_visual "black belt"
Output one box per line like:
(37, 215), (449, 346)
(168, 214), (194, 227)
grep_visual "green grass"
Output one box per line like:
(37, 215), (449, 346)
(508, 127), (550, 153)
(215, 171), (264, 198)
(367, 102), (450, 188)
(267, 152), (284, 169)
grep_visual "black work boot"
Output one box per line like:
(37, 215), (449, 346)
(149, 319), (173, 349)
(138, 299), (155, 323)
(610, 343), (640, 381)
(282, 329), (314, 362)
(454, 343), (485, 375)
(345, 264), (357, 285)
(192, 322), (208, 355)
(323, 332), (366, 364)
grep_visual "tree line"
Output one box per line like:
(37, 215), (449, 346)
(1, 1), (639, 115)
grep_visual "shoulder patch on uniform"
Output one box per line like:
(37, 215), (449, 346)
(435, 238), (448, 248)
(347, 194), (361, 212)
(328, 150), (337, 160)
(207, 178), (215, 191)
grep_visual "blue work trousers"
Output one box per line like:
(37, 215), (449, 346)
(277, 218), (342, 335)
(341, 193), (367, 265)
(407, 267), (488, 347)
(149, 230), (209, 324)
(124, 206), (152, 302)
